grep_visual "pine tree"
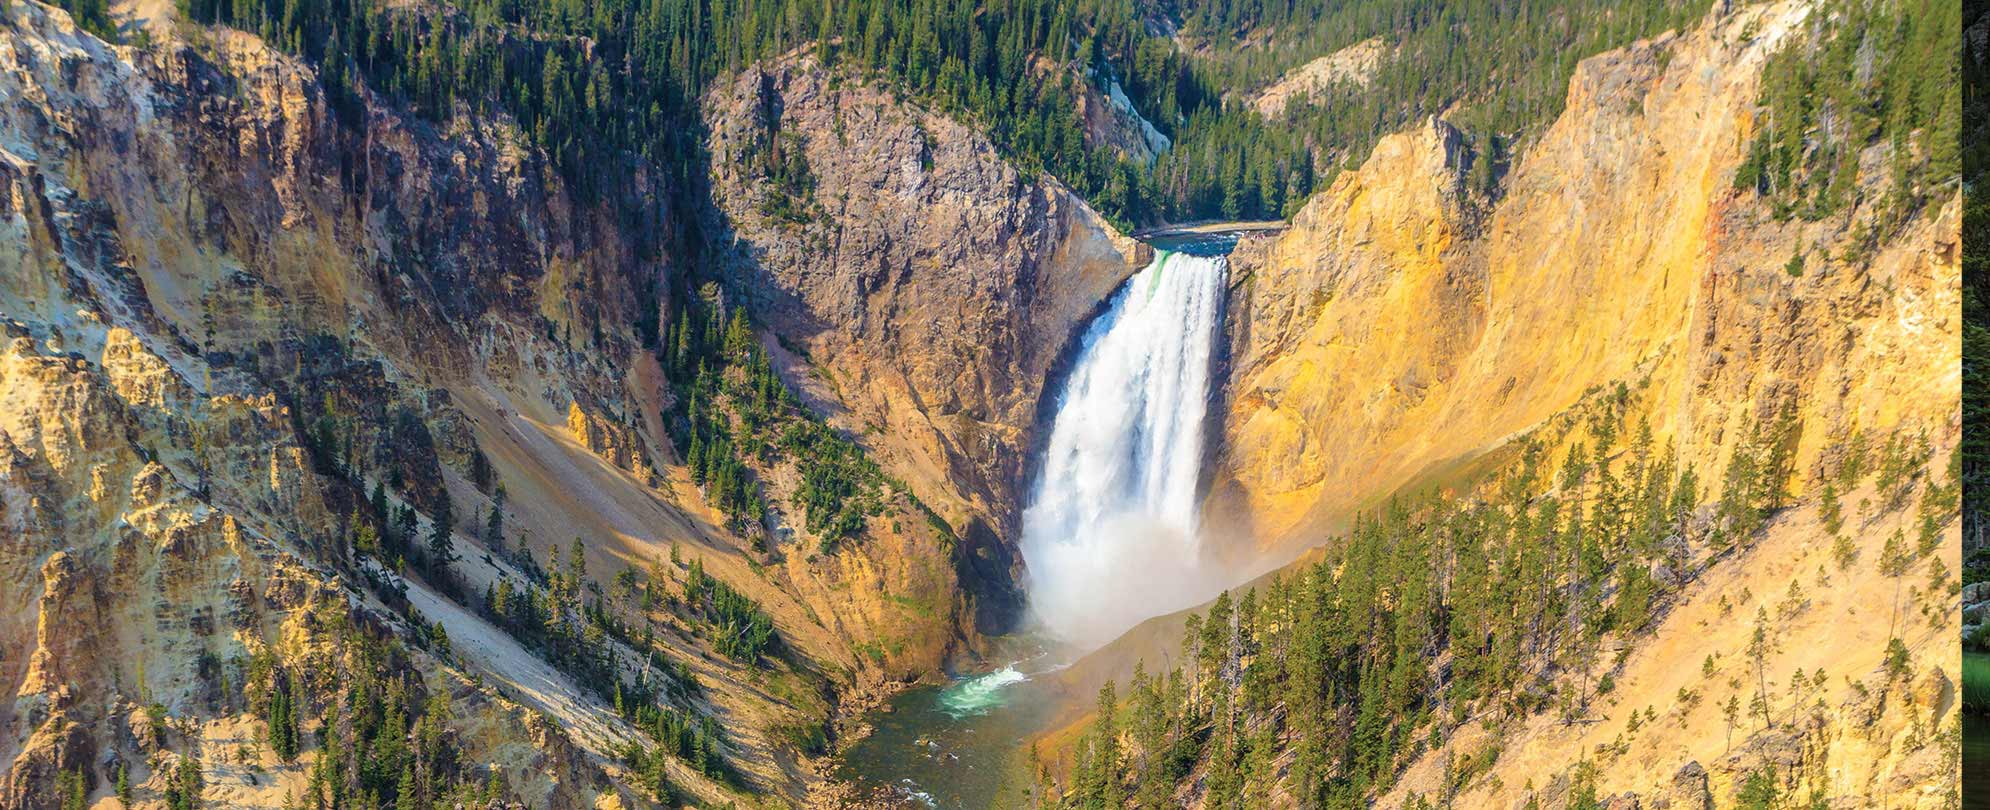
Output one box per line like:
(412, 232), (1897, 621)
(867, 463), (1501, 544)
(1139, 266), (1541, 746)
(647, 746), (672, 801)
(1759, 401), (1802, 510)
(262, 663), (300, 761)
(1881, 529), (1911, 577)
(1747, 608), (1773, 729)
(1819, 479), (1843, 535)
(485, 485), (507, 556)
(724, 308), (754, 358)
(1719, 434), (1762, 543)
(427, 503), (455, 572)
(396, 763), (418, 810)
(166, 757), (203, 810)
(1092, 680), (1123, 808)
(495, 579), (515, 622)
(59, 770), (85, 810)
(1721, 695), (1741, 752)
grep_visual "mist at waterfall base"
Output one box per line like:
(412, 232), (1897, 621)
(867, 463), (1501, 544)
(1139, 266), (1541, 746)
(835, 244), (1238, 808)
(1021, 248), (1231, 648)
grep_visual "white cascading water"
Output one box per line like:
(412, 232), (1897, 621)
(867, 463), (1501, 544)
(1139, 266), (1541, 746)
(1021, 249), (1228, 647)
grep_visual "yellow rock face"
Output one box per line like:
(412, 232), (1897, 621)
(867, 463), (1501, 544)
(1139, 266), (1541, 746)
(1184, 3), (1962, 803)
(1215, 1), (1959, 554)
(0, 3), (1032, 804)
(1377, 471), (1962, 809)
(567, 400), (660, 484)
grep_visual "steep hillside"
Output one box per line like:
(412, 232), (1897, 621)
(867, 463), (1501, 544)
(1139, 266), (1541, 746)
(0, 0), (1963, 805)
(1211, 0), (1957, 554)
(1374, 463), (1960, 808)
(0, 2), (1138, 806)
(1247, 38), (1386, 119)
(1037, 2), (1960, 807)
(0, 5), (674, 805)
(701, 54), (1148, 633)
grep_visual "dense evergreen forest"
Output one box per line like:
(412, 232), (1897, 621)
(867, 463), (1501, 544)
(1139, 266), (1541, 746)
(1735, 0), (1958, 245)
(1045, 385), (1956, 809)
(1964, 0), (1989, 572)
(1151, 0), (1709, 217)
(106, 0), (1719, 227)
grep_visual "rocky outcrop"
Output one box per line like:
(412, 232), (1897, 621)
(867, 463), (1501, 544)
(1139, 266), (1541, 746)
(1250, 37), (1388, 118)
(1213, 0), (1960, 552)
(703, 55), (1148, 627)
(1037, 2), (1958, 805)
(1074, 72), (1171, 166)
(567, 400), (660, 484)
(0, 0), (1071, 803)
(1196, 2), (1962, 806)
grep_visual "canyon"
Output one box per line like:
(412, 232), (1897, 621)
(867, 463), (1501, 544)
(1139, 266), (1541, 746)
(0, 0), (1964, 808)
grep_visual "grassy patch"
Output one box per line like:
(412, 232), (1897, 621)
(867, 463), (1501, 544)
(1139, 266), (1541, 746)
(1964, 652), (1990, 715)
(886, 592), (938, 619)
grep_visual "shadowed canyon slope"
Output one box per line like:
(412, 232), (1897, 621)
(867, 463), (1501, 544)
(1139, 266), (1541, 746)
(0, 7), (682, 804)
(703, 54), (1148, 556)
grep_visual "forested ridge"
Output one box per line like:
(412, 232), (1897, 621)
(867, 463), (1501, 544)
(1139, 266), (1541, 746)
(1044, 382), (1958, 809)
(87, 0), (1753, 228)
(1735, 0), (1957, 248)
(1962, 0), (1989, 569)
(1152, 0), (1708, 214)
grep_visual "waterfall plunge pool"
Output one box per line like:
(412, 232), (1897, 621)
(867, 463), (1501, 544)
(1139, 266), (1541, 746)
(837, 230), (1244, 807)
(833, 646), (1064, 809)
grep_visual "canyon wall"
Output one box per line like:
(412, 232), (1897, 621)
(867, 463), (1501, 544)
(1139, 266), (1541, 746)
(1172, 1), (1961, 805)
(0, 7), (671, 803)
(0, 3), (1142, 804)
(702, 55), (1149, 629)
(0, 0), (1963, 804)
(1213, 0), (1958, 554)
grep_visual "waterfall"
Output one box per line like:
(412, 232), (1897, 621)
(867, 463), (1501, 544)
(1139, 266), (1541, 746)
(1021, 249), (1228, 647)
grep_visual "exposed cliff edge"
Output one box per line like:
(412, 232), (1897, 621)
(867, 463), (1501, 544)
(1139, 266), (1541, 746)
(0, 3), (1142, 805)
(0, 2), (725, 803)
(1042, 3), (1958, 806)
(702, 54), (1149, 632)
(0, 0), (1962, 804)
(1213, 0), (1957, 555)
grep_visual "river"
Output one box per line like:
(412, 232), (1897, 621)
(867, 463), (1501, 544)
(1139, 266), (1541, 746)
(837, 231), (1244, 807)
(834, 632), (1079, 808)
